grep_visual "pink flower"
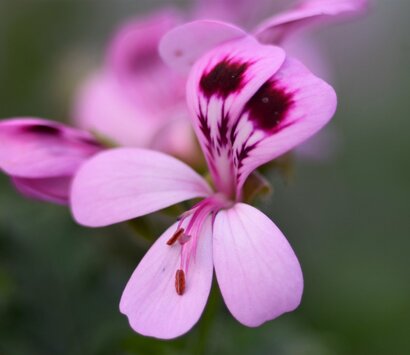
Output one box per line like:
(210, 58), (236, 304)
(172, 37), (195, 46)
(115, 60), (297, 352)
(71, 36), (337, 338)
(72, 10), (199, 164)
(0, 118), (103, 204)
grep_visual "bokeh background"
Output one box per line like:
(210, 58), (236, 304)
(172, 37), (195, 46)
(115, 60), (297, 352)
(0, 0), (409, 354)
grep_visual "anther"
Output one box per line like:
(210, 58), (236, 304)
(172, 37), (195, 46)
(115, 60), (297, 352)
(167, 228), (185, 246)
(175, 269), (186, 296)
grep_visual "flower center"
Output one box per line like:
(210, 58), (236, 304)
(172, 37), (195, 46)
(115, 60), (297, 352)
(166, 194), (230, 295)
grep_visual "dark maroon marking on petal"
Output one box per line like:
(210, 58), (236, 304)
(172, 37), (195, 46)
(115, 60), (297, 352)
(217, 109), (229, 148)
(230, 119), (240, 146)
(198, 104), (214, 158)
(245, 80), (294, 133)
(236, 142), (257, 170)
(23, 124), (61, 136)
(199, 58), (249, 99)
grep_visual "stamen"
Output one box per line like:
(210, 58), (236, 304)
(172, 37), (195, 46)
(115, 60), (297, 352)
(175, 269), (186, 296)
(166, 228), (185, 246)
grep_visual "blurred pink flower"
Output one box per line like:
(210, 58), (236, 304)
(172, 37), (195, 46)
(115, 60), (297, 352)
(73, 0), (367, 164)
(72, 10), (199, 164)
(71, 37), (337, 338)
(0, 118), (103, 204)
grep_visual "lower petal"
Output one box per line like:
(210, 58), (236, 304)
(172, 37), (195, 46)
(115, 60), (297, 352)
(120, 217), (213, 339)
(213, 203), (303, 327)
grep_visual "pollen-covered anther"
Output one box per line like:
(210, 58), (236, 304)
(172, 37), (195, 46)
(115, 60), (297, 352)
(175, 269), (186, 296)
(166, 228), (185, 245)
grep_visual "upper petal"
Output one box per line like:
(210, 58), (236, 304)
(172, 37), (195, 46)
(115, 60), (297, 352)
(120, 216), (213, 339)
(12, 176), (71, 205)
(232, 56), (336, 194)
(254, 0), (369, 44)
(186, 36), (285, 197)
(0, 118), (102, 178)
(213, 203), (303, 327)
(159, 20), (247, 74)
(70, 148), (212, 227)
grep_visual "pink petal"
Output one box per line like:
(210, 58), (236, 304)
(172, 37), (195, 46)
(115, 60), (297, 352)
(186, 36), (285, 197)
(120, 216), (213, 339)
(72, 71), (197, 162)
(108, 10), (185, 113)
(254, 0), (369, 44)
(0, 118), (102, 178)
(159, 20), (247, 74)
(12, 176), (71, 205)
(71, 148), (212, 227)
(72, 71), (159, 147)
(149, 113), (200, 165)
(213, 203), (303, 327)
(232, 57), (337, 194)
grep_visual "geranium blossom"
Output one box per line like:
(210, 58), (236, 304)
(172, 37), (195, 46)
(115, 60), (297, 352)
(71, 36), (337, 338)
(0, 118), (103, 204)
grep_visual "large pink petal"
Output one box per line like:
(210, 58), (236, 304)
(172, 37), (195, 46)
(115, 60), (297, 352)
(254, 0), (369, 44)
(108, 10), (185, 113)
(232, 57), (336, 195)
(120, 216), (213, 339)
(213, 203), (303, 327)
(0, 118), (102, 178)
(71, 148), (212, 227)
(12, 176), (71, 205)
(159, 20), (247, 74)
(186, 37), (285, 197)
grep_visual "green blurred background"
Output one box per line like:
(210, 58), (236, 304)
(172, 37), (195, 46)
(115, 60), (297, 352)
(0, 1), (409, 354)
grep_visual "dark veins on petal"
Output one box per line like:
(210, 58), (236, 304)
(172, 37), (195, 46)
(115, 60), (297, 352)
(245, 80), (294, 133)
(23, 124), (61, 136)
(200, 58), (249, 99)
